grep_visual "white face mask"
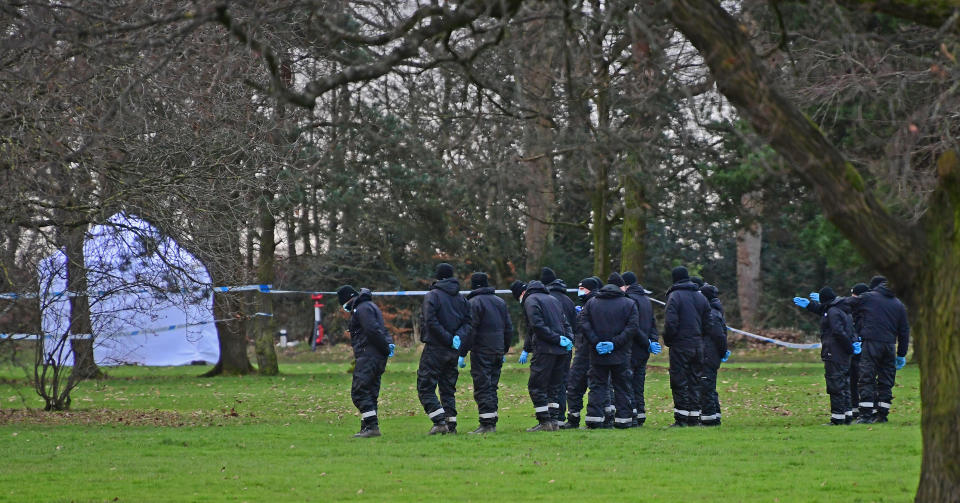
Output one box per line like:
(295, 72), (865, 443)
(577, 288), (588, 298)
(342, 303), (351, 313)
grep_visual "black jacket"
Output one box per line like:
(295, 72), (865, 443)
(547, 280), (578, 330)
(703, 298), (728, 366)
(625, 284), (657, 362)
(580, 285), (640, 365)
(348, 289), (394, 358)
(421, 277), (471, 348)
(809, 297), (855, 363)
(462, 287), (513, 356)
(847, 285), (910, 356)
(520, 281), (574, 355)
(574, 291), (598, 349)
(663, 280), (712, 349)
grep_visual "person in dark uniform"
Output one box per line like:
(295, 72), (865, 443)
(418, 263), (471, 435)
(847, 276), (910, 423)
(848, 282), (870, 419)
(560, 276), (602, 429)
(579, 281), (641, 429)
(511, 280), (574, 432)
(541, 267), (577, 424)
(338, 285), (395, 438)
(460, 272), (513, 434)
(621, 271), (661, 427)
(699, 284), (729, 426)
(663, 266), (712, 427)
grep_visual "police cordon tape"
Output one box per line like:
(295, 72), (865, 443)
(3, 282), (820, 349)
(0, 313), (272, 341)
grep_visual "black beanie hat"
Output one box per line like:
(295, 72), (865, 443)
(691, 276), (705, 288)
(851, 283), (869, 295)
(540, 267), (557, 285)
(336, 285), (359, 306)
(700, 284), (719, 300)
(578, 277), (601, 291)
(621, 271), (638, 286)
(869, 275), (887, 289)
(671, 266), (689, 283)
(509, 280), (527, 301)
(471, 272), (489, 290)
(436, 263), (454, 280)
(607, 272), (625, 287)
(819, 286), (837, 304)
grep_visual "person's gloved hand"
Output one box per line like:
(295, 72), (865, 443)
(648, 341), (662, 354)
(559, 336), (573, 351)
(793, 297), (810, 308)
(852, 341), (862, 355)
(458, 356), (467, 368)
(518, 351), (529, 364)
(388, 343), (396, 358)
(896, 356), (907, 370)
(575, 305), (582, 313)
(809, 292), (820, 302)
(452, 335), (461, 350)
(721, 350), (731, 363)
(502, 355), (506, 364)
(596, 341), (614, 355)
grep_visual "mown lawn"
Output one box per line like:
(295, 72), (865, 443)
(0, 348), (920, 502)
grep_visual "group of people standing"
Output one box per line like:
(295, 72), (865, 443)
(792, 275), (910, 425)
(336, 262), (731, 438)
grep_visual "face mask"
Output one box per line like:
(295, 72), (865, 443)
(578, 288), (588, 298)
(342, 303), (351, 313)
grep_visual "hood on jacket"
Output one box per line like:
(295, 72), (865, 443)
(547, 279), (568, 292)
(524, 280), (549, 296)
(433, 277), (461, 296)
(874, 284), (896, 298)
(667, 280), (699, 295)
(625, 284), (650, 296)
(709, 297), (724, 313)
(596, 284), (625, 298)
(353, 288), (373, 307)
(467, 286), (496, 299)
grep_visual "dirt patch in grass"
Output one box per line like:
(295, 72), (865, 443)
(0, 407), (249, 427)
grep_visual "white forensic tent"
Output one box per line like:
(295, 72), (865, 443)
(39, 213), (220, 366)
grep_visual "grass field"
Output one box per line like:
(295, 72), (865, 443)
(0, 347), (920, 502)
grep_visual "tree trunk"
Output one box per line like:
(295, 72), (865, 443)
(591, 159), (611, 279)
(621, 169), (648, 281)
(202, 290), (253, 376)
(913, 150), (960, 502)
(255, 191), (279, 375)
(736, 190), (763, 330)
(63, 224), (102, 381)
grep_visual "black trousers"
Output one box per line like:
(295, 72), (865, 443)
(700, 360), (721, 425)
(529, 352), (568, 422)
(351, 354), (387, 427)
(550, 352), (572, 421)
(669, 345), (703, 424)
(849, 353), (861, 414)
(586, 362), (633, 428)
(565, 346), (591, 420)
(630, 352), (650, 423)
(417, 344), (459, 425)
(824, 358), (851, 423)
(858, 341), (896, 418)
(470, 352), (504, 425)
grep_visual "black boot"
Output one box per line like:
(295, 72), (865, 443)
(559, 413), (580, 429)
(353, 425), (381, 438)
(527, 421), (559, 432)
(428, 422), (449, 435)
(446, 420), (457, 434)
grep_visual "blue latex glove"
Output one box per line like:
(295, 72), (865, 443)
(559, 336), (573, 351)
(502, 355), (506, 364)
(793, 297), (810, 308)
(458, 356), (466, 368)
(452, 335), (461, 350)
(595, 341), (614, 355)
(852, 341), (862, 355)
(575, 305), (582, 313)
(896, 356), (906, 370)
(388, 343), (396, 358)
(721, 350), (731, 363)
(518, 351), (529, 364)
(809, 292), (820, 302)
(648, 341), (662, 354)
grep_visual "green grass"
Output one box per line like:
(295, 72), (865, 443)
(0, 348), (921, 502)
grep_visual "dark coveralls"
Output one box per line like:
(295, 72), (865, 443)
(700, 298), (728, 426)
(847, 285), (910, 420)
(418, 277), (471, 429)
(806, 297), (857, 423)
(580, 285), (641, 429)
(348, 289), (394, 430)
(664, 280), (712, 425)
(521, 281), (575, 424)
(625, 284), (657, 425)
(564, 291), (596, 425)
(547, 280), (577, 422)
(462, 287), (513, 426)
